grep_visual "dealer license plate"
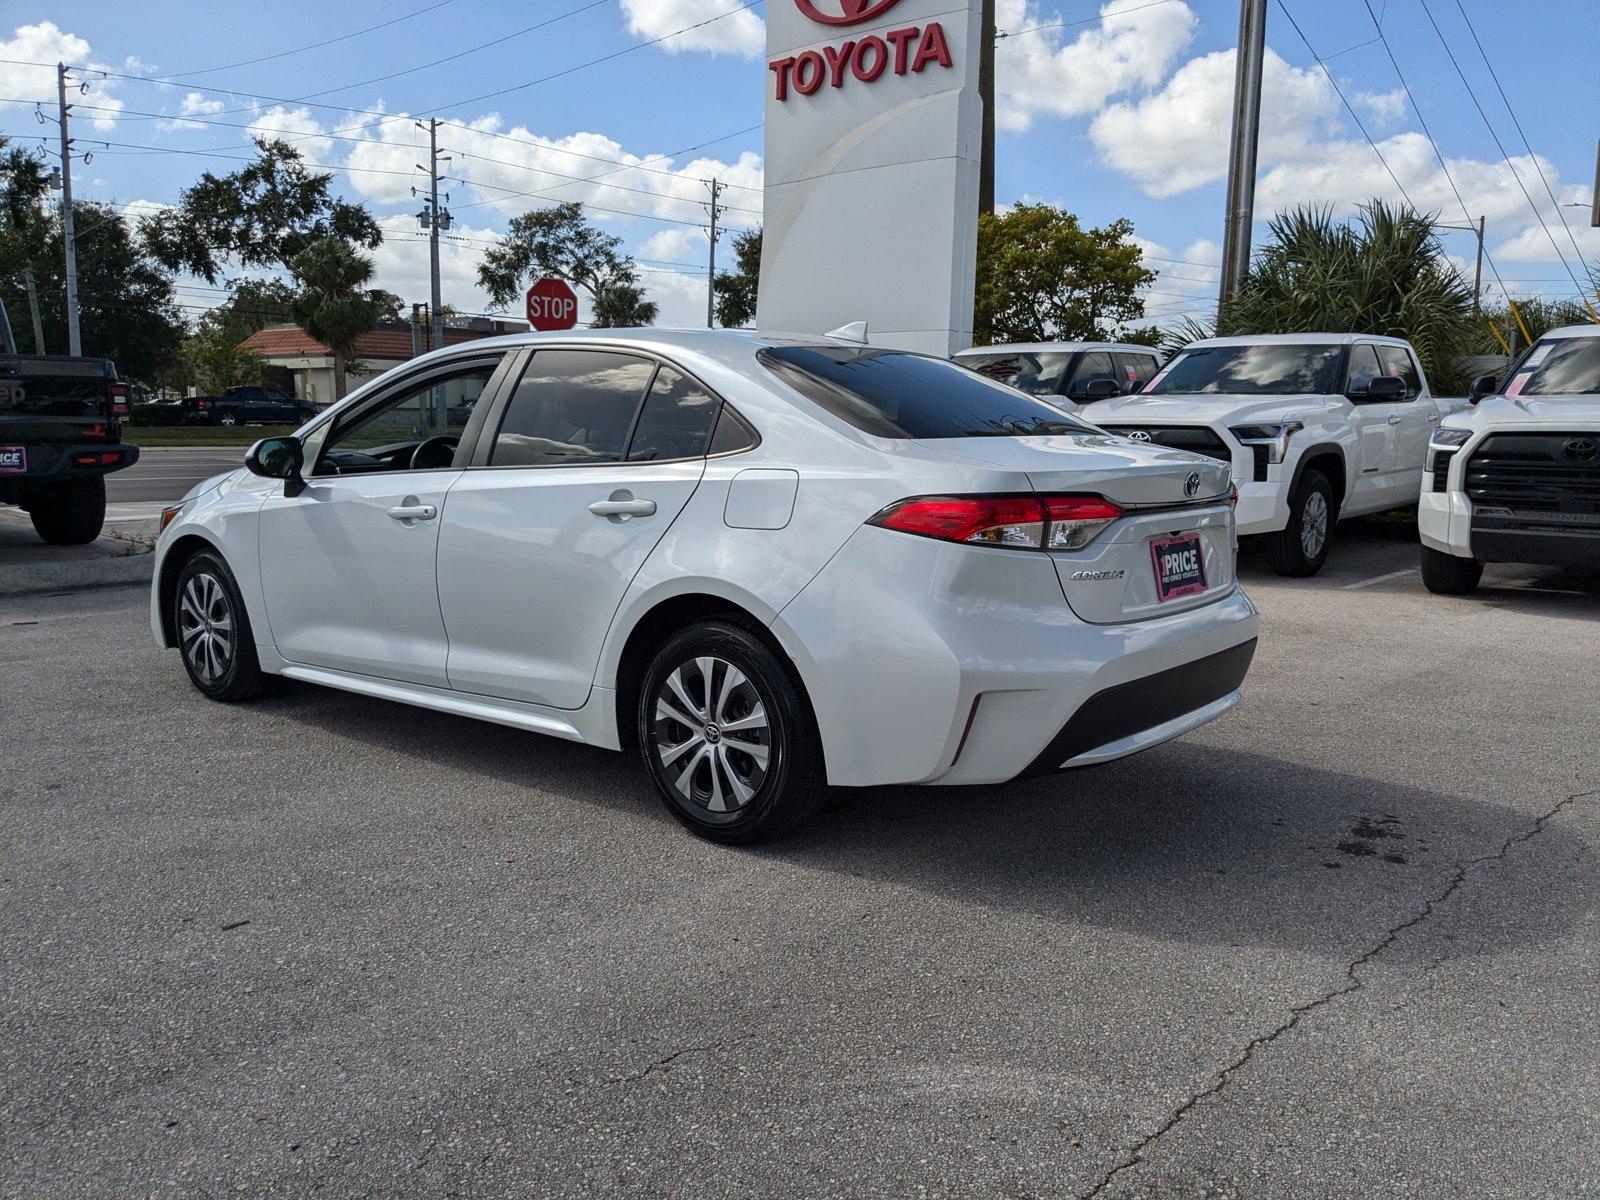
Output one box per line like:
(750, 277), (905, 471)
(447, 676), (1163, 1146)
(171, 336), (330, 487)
(1150, 533), (1207, 601)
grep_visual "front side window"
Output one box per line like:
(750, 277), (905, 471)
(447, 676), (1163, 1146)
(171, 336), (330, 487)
(761, 345), (1088, 439)
(316, 361), (500, 475)
(1379, 345), (1421, 398)
(1508, 337), (1600, 397)
(1149, 344), (1344, 396)
(490, 350), (655, 467)
(1065, 351), (1119, 397)
(1345, 344), (1384, 397)
(957, 351), (1074, 396)
(627, 367), (719, 462)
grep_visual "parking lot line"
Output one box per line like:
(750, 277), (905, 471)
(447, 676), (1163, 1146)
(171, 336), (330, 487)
(1343, 567), (1418, 590)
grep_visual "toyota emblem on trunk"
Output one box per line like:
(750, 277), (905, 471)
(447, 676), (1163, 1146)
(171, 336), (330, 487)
(1185, 472), (1202, 497)
(1563, 437), (1597, 462)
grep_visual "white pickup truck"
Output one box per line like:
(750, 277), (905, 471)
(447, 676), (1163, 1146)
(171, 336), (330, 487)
(1086, 333), (1463, 575)
(1418, 323), (1600, 595)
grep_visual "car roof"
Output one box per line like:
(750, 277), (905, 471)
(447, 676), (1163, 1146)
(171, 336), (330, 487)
(1183, 332), (1414, 349)
(1542, 323), (1600, 341)
(953, 342), (1160, 356)
(414, 326), (889, 370)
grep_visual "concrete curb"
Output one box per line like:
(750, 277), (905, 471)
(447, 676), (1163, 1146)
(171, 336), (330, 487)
(0, 542), (154, 599)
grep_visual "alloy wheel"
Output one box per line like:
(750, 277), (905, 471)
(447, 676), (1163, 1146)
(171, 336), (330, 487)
(179, 572), (234, 685)
(1300, 491), (1329, 558)
(651, 655), (771, 814)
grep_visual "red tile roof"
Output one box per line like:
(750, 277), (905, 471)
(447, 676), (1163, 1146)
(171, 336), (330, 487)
(240, 322), (505, 361)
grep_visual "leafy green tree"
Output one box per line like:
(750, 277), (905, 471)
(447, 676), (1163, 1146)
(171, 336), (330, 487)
(477, 201), (655, 326)
(974, 205), (1154, 345)
(1212, 202), (1477, 391)
(713, 228), (761, 329)
(141, 138), (381, 283)
(178, 279), (297, 393)
(289, 238), (382, 399)
(0, 145), (183, 382)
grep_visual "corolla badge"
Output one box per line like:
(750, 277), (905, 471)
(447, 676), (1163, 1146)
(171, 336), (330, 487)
(795, 0), (900, 25)
(1185, 472), (1202, 498)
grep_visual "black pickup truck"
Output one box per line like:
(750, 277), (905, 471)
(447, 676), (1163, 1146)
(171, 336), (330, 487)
(0, 355), (139, 544)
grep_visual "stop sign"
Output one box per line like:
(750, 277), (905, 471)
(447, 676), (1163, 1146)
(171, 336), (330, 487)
(525, 277), (579, 331)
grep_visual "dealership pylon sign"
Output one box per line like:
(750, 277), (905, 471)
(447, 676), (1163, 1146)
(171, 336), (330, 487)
(756, 0), (982, 354)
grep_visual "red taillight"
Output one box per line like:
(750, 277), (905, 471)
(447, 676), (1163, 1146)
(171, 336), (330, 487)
(194, 399), (207, 409)
(108, 381), (130, 415)
(868, 494), (1122, 551)
(73, 450), (123, 467)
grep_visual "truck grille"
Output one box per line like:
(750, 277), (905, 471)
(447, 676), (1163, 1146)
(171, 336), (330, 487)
(1099, 426), (1233, 464)
(1465, 433), (1600, 514)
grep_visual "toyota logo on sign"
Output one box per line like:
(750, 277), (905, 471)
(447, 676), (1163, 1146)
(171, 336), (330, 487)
(795, 0), (900, 25)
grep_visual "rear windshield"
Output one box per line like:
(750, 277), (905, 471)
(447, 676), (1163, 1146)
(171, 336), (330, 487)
(1149, 344), (1343, 396)
(759, 346), (1088, 439)
(1506, 337), (1600, 397)
(955, 351), (1074, 396)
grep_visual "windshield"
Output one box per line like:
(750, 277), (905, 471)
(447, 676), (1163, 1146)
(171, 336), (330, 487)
(759, 346), (1092, 439)
(1505, 337), (1600, 397)
(1149, 344), (1343, 396)
(956, 351), (1075, 396)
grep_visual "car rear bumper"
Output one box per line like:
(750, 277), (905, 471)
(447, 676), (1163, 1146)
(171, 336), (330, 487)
(0, 442), (138, 491)
(771, 525), (1260, 788)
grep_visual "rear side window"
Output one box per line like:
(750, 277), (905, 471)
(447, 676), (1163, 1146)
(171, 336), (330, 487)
(759, 345), (1087, 439)
(627, 367), (719, 462)
(1117, 353), (1160, 392)
(491, 350), (654, 466)
(1378, 345), (1421, 398)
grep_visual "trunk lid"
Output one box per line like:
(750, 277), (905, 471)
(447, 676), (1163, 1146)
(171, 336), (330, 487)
(916, 433), (1238, 624)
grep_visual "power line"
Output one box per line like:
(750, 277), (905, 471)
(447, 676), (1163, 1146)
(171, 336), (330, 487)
(1413, 0), (1589, 295)
(998, 0), (1182, 39)
(157, 0), (458, 80)
(1448, 0), (1592, 277)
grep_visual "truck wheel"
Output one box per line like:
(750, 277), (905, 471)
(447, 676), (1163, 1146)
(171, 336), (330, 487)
(29, 476), (106, 545)
(1420, 545), (1482, 595)
(219, 412), (238, 427)
(1265, 469), (1335, 577)
(173, 549), (268, 702)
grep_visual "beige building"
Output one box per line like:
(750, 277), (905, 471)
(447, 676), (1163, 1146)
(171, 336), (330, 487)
(240, 318), (527, 406)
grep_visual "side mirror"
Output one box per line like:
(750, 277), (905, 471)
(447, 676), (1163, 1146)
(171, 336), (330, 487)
(245, 435), (305, 496)
(1073, 376), (1121, 401)
(1468, 373), (1499, 404)
(1362, 375), (1406, 400)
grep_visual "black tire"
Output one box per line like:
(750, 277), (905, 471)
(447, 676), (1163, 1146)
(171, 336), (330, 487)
(29, 476), (105, 545)
(1420, 544), (1483, 595)
(172, 549), (268, 702)
(636, 620), (826, 845)
(1265, 468), (1336, 577)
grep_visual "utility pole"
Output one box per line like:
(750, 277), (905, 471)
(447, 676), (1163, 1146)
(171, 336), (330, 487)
(705, 179), (723, 328)
(416, 118), (450, 351)
(1472, 215), (1485, 313)
(23, 268), (45, 353)
(57, 63), (81, 356)
(1218, 0), (1267, 308)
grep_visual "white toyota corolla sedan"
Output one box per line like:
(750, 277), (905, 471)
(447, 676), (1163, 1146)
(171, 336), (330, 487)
(151, 329), (1259, 842)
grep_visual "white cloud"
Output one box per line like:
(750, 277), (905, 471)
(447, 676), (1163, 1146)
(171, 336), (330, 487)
(0, 22), (124, 129)
(1089, 46), (1338, 197)
(156, 91), (225, 131)
(370, 212), (498, 317)
(1353, 88), (1406, 127)
(618, 0), (764, 57)
(342, 113), (763, 230)
(995, 0), (1198, 133)
(247, 105), (335, 161)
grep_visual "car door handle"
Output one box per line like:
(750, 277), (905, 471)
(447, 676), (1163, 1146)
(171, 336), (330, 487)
(387, 503), (437, 522)
(589, 496), (657, 519)
(1387, 415), (1403, 425)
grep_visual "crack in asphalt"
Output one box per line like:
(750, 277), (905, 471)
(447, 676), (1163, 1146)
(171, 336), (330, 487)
(609, 1042), (727, 1084)
(1079, 788), (1594, 1199)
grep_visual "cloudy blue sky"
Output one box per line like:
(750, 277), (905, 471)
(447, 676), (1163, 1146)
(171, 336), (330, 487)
(3, 0), (1596, 329)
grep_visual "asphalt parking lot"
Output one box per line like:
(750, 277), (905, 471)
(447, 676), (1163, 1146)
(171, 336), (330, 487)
(2, 517), (1597, 1197)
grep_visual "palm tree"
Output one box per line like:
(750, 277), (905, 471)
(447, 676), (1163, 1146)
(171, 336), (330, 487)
(290, 237), (382, 399)
(1186, 202), (1478, 392)
(590, 281), (658, 328)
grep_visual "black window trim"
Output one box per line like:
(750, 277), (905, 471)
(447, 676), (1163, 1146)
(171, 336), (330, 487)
(468, 344), (761, 471)
(308, 349), (522, 479)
